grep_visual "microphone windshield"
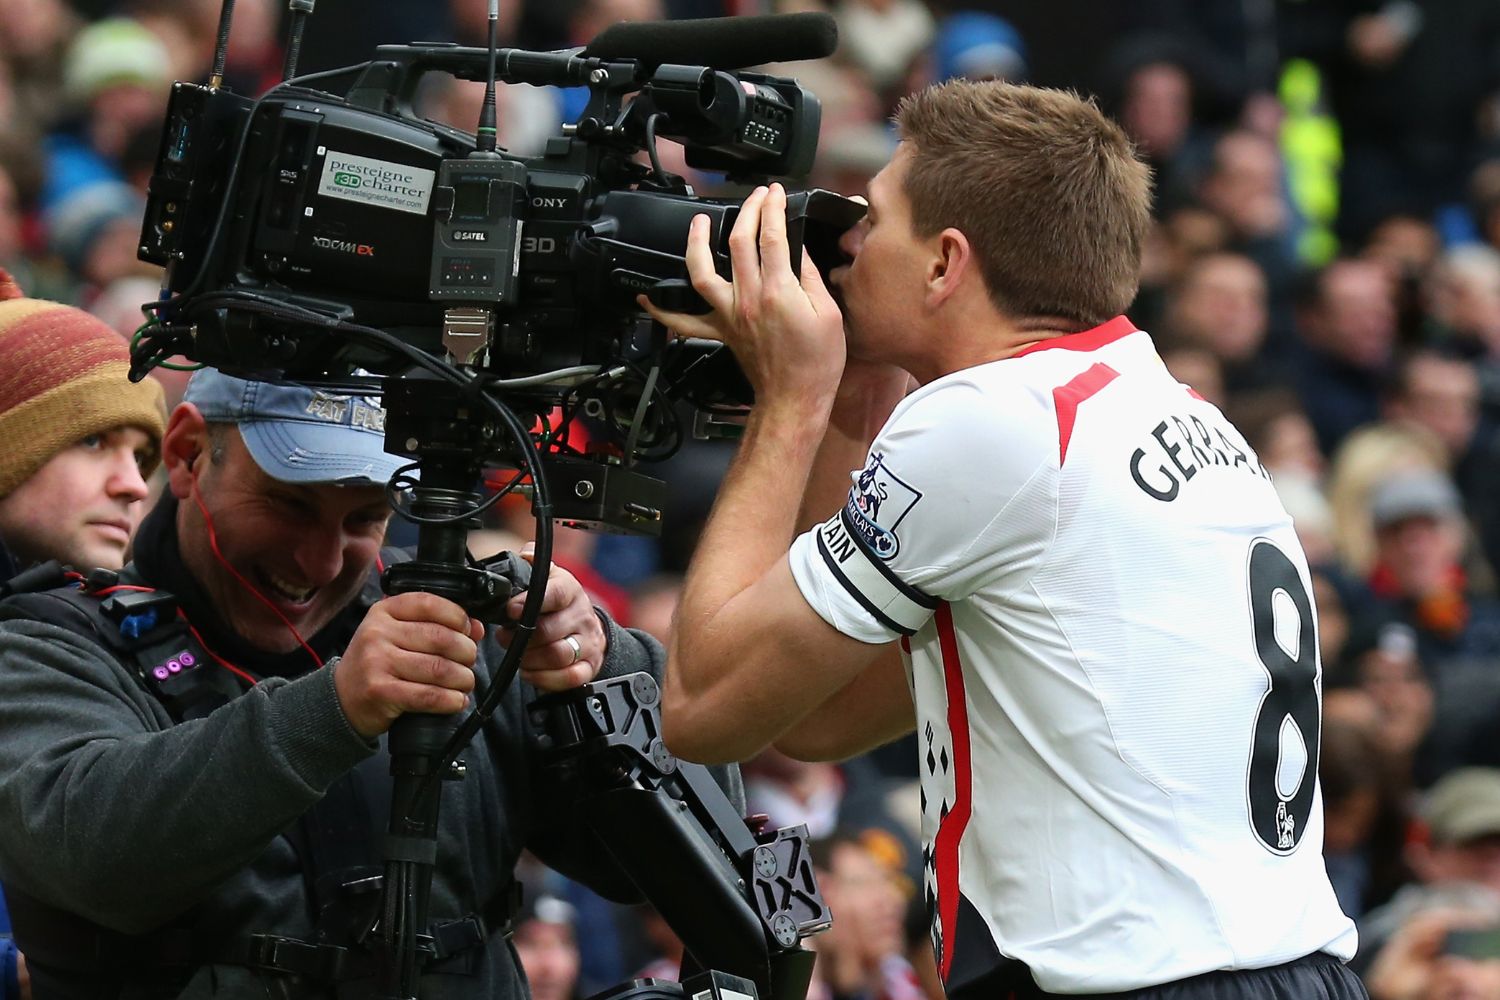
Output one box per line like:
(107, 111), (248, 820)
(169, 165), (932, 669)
(584, 12), (838, 70)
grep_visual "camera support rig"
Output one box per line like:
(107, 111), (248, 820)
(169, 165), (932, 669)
(533, 672), (828, 1000)
(373, 374), (546, 994)
(370, 374), (828, 999)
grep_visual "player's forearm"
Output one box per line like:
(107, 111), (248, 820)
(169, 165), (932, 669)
(798, 363), (910, 532)
(668, 399), (829, 707)
(679, 399), (827, 623)
(773, 645), (914, 761)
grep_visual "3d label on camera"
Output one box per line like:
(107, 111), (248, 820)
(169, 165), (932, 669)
(316, 149), (436, 216)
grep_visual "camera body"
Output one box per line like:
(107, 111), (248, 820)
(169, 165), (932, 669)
(139, 43), (863, 417)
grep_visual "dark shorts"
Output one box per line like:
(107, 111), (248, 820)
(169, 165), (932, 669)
(1012, 953), (1369, 1000)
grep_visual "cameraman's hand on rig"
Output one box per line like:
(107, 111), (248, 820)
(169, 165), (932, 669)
(335, 559), (605, 738)
(498, 549), (607, 692)
(335, 591), (486, 739)
(641, 184), (848, 414)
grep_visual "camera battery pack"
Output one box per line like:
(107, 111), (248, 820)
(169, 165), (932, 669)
(429, 157), (527, 303)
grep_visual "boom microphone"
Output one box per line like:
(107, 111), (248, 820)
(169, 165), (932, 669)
(584, 12), (838, 70)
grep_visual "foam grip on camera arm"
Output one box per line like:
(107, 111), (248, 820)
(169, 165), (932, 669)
(583, 12), (838, 71)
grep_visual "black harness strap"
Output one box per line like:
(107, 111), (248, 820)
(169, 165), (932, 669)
(1, 576), (233, 980)
(0, 560), (71, 600)
(25, 575), (247, 721)
(243, 888), (521, 981)
(281, 749), (392, 957)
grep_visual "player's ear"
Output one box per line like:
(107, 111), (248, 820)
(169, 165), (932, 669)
(927, 228), (971, 307)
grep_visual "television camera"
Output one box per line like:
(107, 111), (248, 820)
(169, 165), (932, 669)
(133, 5), (864, 534)
(127, 1), (861, 997)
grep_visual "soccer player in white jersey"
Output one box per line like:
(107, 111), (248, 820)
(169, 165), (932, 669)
(642, 81), (1365, 1000)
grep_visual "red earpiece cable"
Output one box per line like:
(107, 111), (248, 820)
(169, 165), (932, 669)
(189, 478), (324, 668)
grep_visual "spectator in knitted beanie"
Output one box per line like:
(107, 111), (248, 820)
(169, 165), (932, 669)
(0, 267), (165, 575)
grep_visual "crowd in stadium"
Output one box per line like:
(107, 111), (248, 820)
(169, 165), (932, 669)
(3, 0), (1500, 998)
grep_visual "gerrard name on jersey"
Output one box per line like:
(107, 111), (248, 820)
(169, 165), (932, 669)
(1128, 409), (1270, 502)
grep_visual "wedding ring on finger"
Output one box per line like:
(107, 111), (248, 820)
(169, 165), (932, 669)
(564, 634), (583, 666)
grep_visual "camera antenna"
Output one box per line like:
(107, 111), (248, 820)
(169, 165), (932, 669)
(282, 0), (316, 80)
(207, 0), (236, 89)
(475, 0), (501, 153)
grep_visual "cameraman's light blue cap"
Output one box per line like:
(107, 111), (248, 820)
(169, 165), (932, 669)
(183, 369), (403, 486)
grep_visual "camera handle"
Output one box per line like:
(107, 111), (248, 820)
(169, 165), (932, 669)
(371, 373), (830, 999)
(345, 44), (621, 120)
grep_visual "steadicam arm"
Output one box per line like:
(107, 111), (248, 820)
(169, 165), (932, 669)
(528, 672), (830, 1000)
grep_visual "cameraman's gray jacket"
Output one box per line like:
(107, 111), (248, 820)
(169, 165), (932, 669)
(0, 496), (735, 998)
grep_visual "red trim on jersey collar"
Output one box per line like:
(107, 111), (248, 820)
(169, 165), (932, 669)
(1011, 315), (1138, 358)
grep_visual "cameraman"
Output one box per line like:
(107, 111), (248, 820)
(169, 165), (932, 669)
(646, 80), (1363, 998)
(0, 368), (675, 998)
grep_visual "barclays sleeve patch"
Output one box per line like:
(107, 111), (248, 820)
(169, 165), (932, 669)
(845, 452), (923, 560)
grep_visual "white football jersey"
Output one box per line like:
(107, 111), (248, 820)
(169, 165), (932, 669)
(788, 318), (1357, 994)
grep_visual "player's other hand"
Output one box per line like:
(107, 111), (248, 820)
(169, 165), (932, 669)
(639, 183), (846, 410)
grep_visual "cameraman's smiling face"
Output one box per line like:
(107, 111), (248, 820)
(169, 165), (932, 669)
(830, 145), (928, 365)
(172, 424), (390, 654)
